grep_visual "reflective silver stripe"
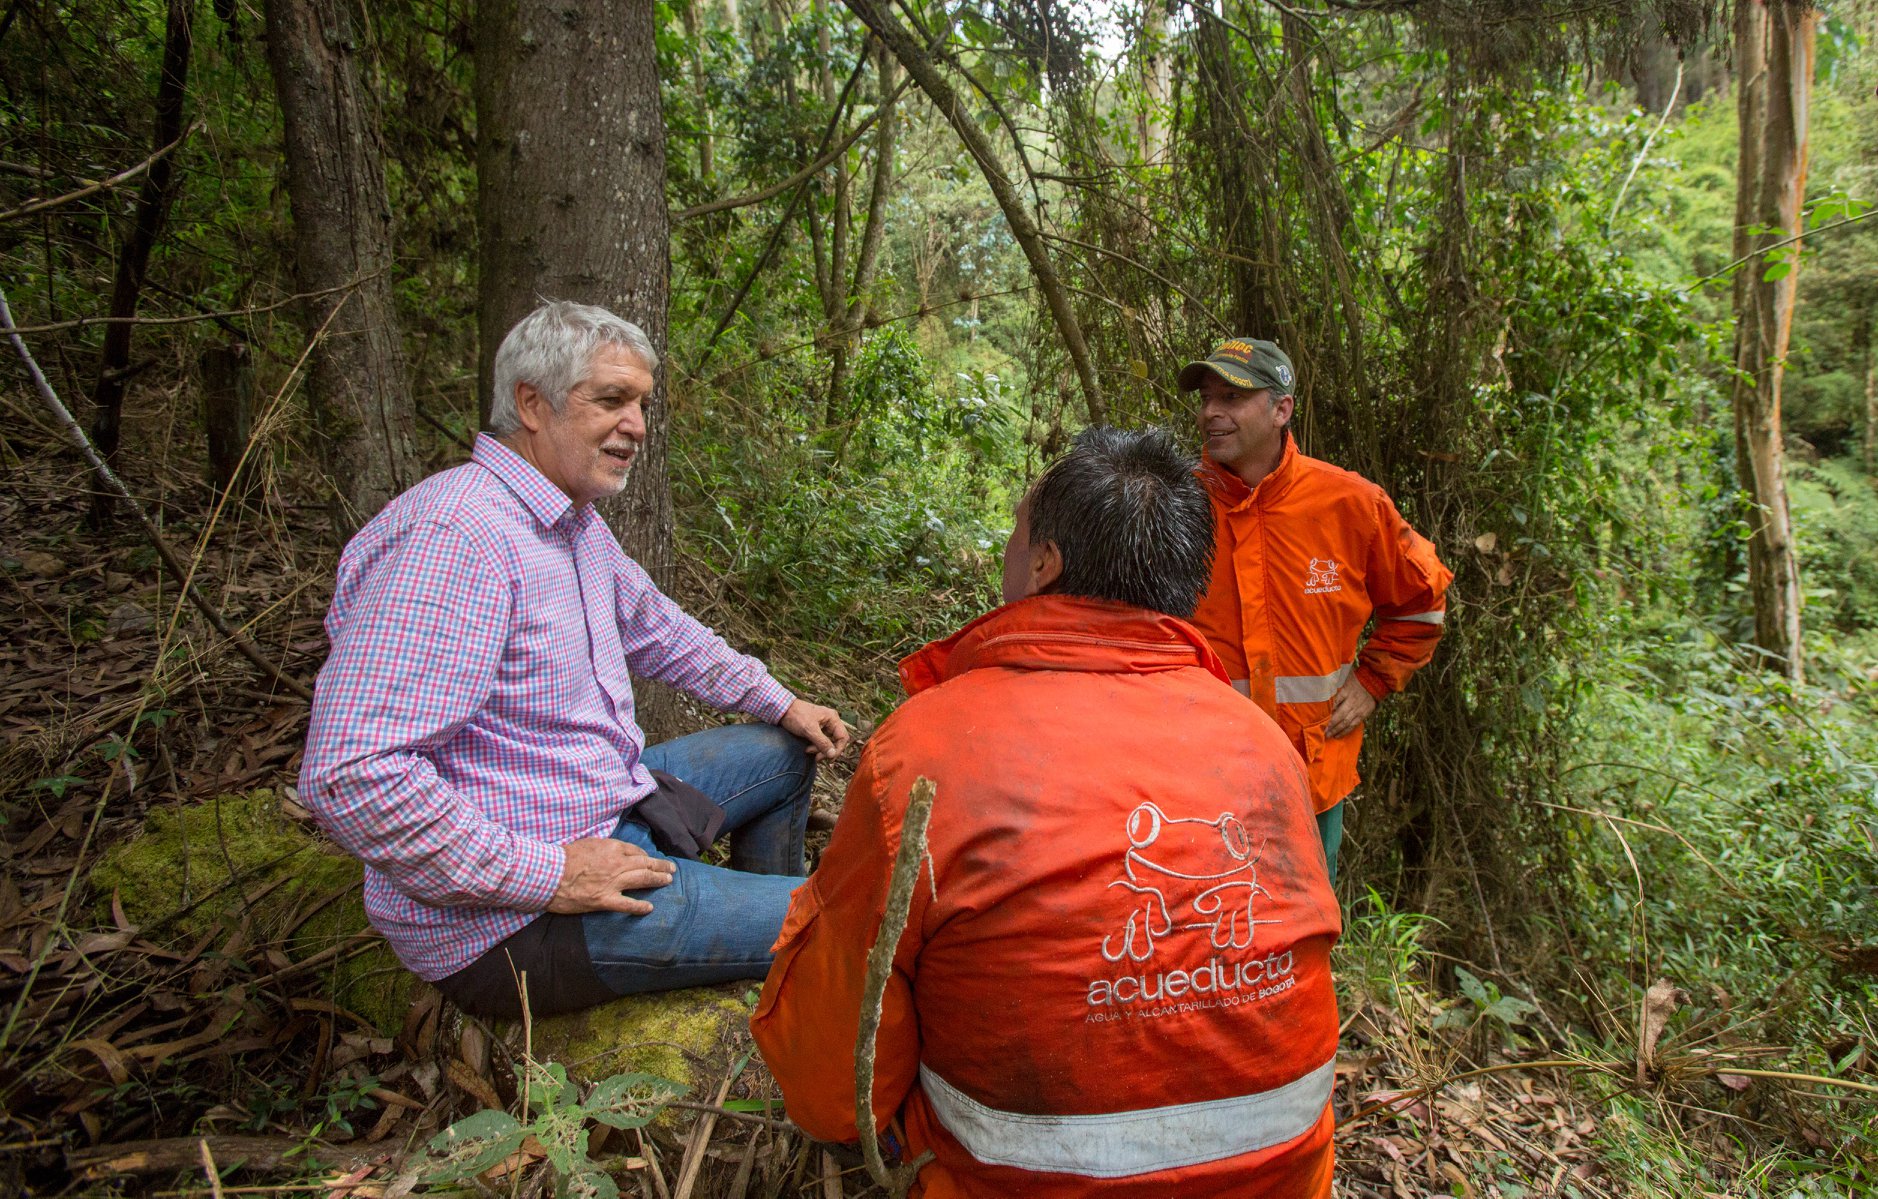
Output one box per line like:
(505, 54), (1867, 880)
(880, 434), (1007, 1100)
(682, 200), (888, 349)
(919, 1057), (1334, 1179)
(1273, 663), (1353, 704)
(1384, 610), (1445, 625)
(1229, 679), (1251, 697)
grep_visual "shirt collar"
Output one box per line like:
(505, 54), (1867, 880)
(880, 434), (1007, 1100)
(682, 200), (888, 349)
(473, 433), (579, 529)
(1200, 431), (1298, 511)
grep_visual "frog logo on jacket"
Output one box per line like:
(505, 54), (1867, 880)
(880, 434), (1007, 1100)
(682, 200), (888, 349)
(1305, 557), (1342, 594)
(1087, 803), (1295, 1018)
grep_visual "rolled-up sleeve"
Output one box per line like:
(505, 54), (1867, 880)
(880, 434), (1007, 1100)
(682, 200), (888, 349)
(612, 550), (795, 722)
(300, 523), (565, 911)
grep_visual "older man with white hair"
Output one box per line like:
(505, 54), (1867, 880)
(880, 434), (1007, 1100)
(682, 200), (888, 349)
(301, 300), (849, 1019)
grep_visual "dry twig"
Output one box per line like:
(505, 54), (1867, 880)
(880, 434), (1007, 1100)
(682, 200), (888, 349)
(854, 776), (937, 1198)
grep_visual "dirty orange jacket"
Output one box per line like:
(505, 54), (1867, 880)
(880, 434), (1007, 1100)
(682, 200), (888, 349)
(752, 595), (1342, 1198)
(1191, 437), (1452, 813)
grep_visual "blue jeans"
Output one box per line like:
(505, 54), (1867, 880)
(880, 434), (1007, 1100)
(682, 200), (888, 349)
(581, 723), (812, 996)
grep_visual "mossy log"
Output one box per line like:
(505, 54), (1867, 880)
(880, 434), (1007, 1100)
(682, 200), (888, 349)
(92, 790), (762, 1098)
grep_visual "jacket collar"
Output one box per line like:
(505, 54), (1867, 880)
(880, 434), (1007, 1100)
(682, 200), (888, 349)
(1200, 431), (1298, 511)
(473, 433), (579, 530)
(898, 595), (1229, 696)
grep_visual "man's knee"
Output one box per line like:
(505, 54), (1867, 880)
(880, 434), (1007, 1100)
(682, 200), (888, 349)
(742, 722), (816, 789)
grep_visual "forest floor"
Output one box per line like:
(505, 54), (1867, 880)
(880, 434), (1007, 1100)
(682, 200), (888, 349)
(0, 429), (1799, 1198)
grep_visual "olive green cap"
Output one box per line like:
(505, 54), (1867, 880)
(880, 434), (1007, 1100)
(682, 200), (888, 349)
(1177, 337), (1296, 395)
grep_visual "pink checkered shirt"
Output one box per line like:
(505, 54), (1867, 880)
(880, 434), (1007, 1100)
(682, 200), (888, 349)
(300, 435), (794, 980)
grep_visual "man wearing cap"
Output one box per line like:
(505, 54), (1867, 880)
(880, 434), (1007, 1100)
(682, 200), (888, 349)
(1180, 338), (1452, 884)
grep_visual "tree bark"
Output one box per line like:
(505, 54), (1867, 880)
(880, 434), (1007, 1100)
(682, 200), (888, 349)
(476, 0), (679, 738)
(841, 0), (1106, 423)
(87, 0), (193, 526)
(264, 0), (422, 539)
(198, 340), (256, 497)
(1729, 0), (1814, 682)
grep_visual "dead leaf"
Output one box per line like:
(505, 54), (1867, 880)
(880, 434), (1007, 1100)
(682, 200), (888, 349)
(444, 1058), (502, 1113)
(1637, 977), (1686, 1084)
(1716, 1072), (1752, 1092)
(64, 1037), (131, 1085)
(1474, 532), (1498, 553)
(19, 550), (63, 578)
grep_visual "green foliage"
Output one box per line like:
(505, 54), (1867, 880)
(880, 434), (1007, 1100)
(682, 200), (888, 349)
(425, 1062), (683, 1199)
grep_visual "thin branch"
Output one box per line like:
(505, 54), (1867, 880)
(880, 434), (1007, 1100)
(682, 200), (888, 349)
(695, 53), (872, 370)
(2, 277), (377, 336)
(1689, 208), (1878, 288)
(689, 285), (1034, 389)
(855, 777), (937, 1197)
(1607, 57), (1683, 233)
(1041, 231), (1231, 334)
(0, 285), (313, 703)
(673, 74), (913, 223)
(0, 121), (200, 224)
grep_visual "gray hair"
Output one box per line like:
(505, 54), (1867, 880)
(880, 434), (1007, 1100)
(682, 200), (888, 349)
(1026, 426), (1216, 619)
(488, 301), (660, 434)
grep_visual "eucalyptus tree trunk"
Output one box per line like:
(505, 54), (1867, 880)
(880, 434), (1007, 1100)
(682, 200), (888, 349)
(1729, 0), (1814, 682)
(476, 0), (679, 737)
(264, 0), (421, 538)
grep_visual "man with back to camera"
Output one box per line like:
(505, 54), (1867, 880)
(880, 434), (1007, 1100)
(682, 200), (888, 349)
(1181, 337), (1452, 885)
(753, 427), (1342, 1197)
(299, 300), (850, 1019)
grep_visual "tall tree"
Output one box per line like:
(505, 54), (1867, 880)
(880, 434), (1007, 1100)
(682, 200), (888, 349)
(841, 0), (1106, 423)
(264, 0), (422, 537)
(476, 0), (679, 736)
(88, 0), (193, 526)
(1730, 0), (1815, 682)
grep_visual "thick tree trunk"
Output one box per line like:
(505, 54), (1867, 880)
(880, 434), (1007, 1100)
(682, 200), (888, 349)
(1729, 0), (1813, 682)
(264, 0), (421, 539)
(88, 0), (193, 526)
(476, 0), (679, 738)
(842, 0), (1106, 423)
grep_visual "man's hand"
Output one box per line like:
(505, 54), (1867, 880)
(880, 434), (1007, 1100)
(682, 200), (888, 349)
(1326, 675), (1379, 739)
(780, 698), (851, 762)
(548, 838), (676, 915)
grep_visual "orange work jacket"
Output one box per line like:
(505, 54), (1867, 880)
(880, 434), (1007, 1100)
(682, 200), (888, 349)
(752, 595), (1342, 1198)
(1190, 437), (1452, 814)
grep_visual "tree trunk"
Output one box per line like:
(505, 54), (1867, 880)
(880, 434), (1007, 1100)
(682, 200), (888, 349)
(1729, 0), (1814, 682)
(476, 0), (680, 739)
(264, 0), (422, 539)
(87, 0), (193, 527)
(826, 45), (898, 440)
(198, 340), (256, 498)
(1136, 0), (1170, 163)
(841, 0), (1106, 423)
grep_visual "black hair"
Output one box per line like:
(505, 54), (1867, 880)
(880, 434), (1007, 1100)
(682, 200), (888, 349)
(1025, 426), (1217, 618)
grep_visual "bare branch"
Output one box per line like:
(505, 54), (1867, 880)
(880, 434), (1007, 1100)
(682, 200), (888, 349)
(0, 121), (200, 224)
(673, 74), (913, 223)
(855, 776), (938, 1198)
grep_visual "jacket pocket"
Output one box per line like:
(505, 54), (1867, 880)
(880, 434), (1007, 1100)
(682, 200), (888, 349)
(751, 879), (823, 1022)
